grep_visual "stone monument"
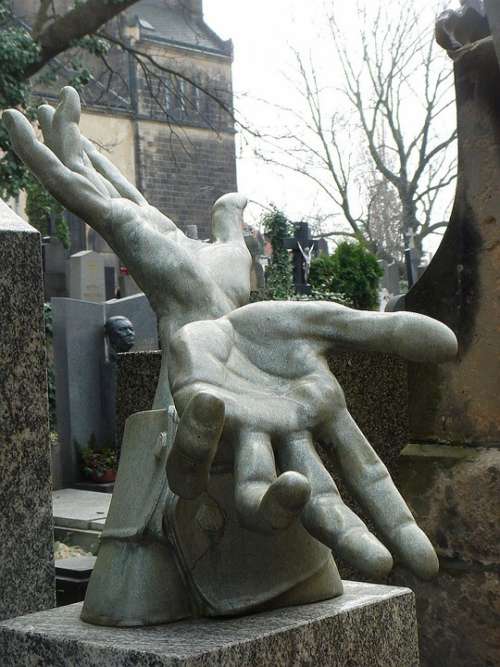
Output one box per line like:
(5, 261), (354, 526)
(101, 315), (136, 447)
(0, 200), (55, 621)
(387, 3), (500, 665)
(68, 249), (106, 303)
(0, 86), (458, 663)
(52, 292), (158, 485)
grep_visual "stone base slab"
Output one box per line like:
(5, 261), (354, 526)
(0, 582), (418, 666)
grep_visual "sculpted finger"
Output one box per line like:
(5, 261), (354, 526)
(37, 104), (56, 149)
(80, 133), (147, 205)
(212, 193), (248, 243)
(52, 87), (112, 196)
(325, 409), (439, 580)
(388, 311), (457, 363)
(234, 430), (310, 533)
(52, 86), (86, 168)
(227, 302), (457, 365)
(277, 432), (393, 578)
(166, 392), (224, 499)
(3, 110), (110, 225)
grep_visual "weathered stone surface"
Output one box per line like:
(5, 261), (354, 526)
(390, 566), (500, 667)
(397, 30), (500, 666)
(116, 351), (162, 444)
(392, 445), (500, 666)
(115, 349), (410, 585)
(397, 445), (500, 564)
(0, 201), (55, 620)
(52, 489), (111, 531)
(405, 37), (500, 445)
(0, 582), (419, 667)
(326, 351), (408, 478)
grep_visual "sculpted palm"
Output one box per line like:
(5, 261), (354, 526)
(167, 301), (457, 580)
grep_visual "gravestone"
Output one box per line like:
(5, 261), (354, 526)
(0, 200), (55, 620)
(379, 259), (400, 296)
(68, 250), (106, 303)
(284, 222), (319, 294)
(43, 236), (68, 299)
(390, 9), (500, 665)
(52, 293), (158, 485)
(105, 294), (158, 352)
(52, 298), (104, 484)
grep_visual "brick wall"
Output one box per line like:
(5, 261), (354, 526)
(137, 121), (237, 238)
(133, 40), (237, 237)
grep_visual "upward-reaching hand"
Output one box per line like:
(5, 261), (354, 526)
(4, 87), (251, 331)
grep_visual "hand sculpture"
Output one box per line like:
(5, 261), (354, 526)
(4, 89), (458, 626)
(4, 87), (251, 404)
(167, 302), (456, 581)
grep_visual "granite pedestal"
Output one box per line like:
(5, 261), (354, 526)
(0, 582), (418, 666)
(0, 201), (55, 620)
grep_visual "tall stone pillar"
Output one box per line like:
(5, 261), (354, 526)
(392, 22), (500, 667)
(0, 201), (55, 619)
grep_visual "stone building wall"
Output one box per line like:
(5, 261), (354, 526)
(136, 122), (237, 237)
(131, 37), (237, 237)
(13, 0), (238, 292)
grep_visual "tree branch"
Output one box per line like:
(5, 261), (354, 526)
(25, 0), (141, 78)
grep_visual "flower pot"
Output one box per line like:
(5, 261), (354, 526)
(89, 469), (117, 483)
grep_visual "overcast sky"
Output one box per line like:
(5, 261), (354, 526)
(203, 0), (455, 253)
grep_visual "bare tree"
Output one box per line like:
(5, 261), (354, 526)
(257, 0), (457, 264)
(1, 1), (243, 200)
(16, 1), (142, 79)
(365, 164), (404, 265)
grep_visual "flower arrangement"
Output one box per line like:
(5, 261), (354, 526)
(80, 442), (118, 482)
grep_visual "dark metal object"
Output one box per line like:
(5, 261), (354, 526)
(284, 223), (319, 295)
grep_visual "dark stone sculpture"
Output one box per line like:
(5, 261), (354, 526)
(436, 0), (489, 51)
(104, 315), (135, 356)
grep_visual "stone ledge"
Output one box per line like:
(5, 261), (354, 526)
(0, 582), (418, 667)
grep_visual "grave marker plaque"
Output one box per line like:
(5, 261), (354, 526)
(69, 250), (106, 303)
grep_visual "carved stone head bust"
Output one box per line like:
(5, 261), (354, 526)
(104, 316), (135, 354)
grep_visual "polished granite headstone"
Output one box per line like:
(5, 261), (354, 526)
(52, 293), (158, 486)
(0, 200), (55, 620)
(0, 582), (418, 666)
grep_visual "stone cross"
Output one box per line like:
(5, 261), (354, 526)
(284, 223), (319, 294)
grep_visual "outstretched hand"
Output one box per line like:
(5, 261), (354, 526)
(166, 301), (458, 579)
(4, 87), (251, 326)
